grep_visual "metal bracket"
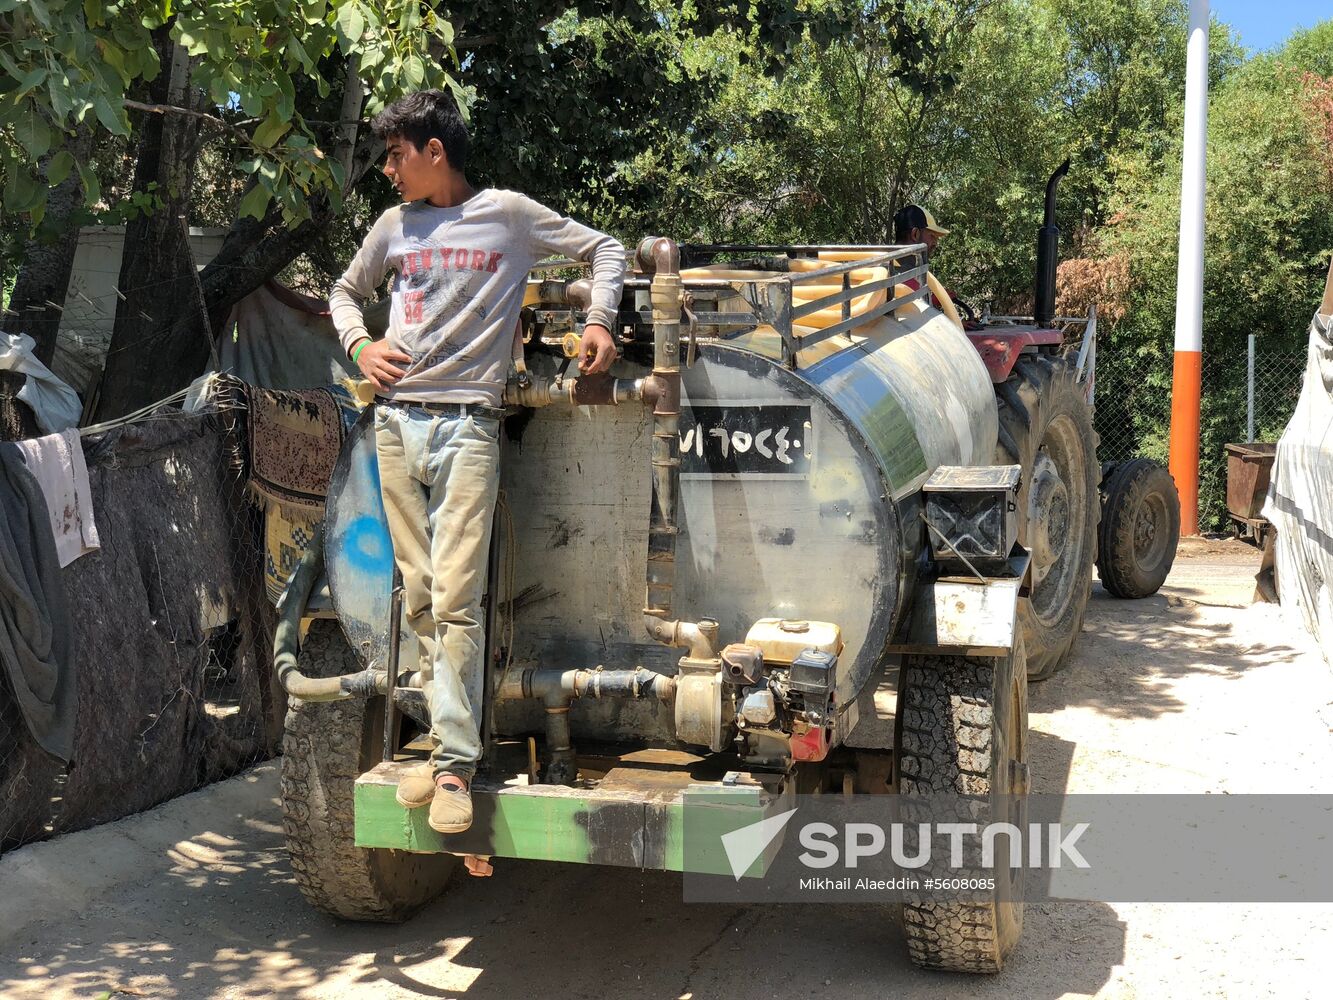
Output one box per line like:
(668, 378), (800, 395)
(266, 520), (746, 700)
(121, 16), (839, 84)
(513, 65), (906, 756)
(887, 545), (1031, 656)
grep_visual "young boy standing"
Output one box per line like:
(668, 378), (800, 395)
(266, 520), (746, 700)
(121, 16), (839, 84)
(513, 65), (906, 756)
(330, 90), (625, 835)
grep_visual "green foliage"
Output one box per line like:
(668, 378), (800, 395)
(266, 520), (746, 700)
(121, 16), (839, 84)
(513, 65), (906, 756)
(0, 1), (461, 230)
(4, 0), (871, 285)
(1093, 26), (1333, 527)
(452, 1), (881, 234)
(603, 0), (1246, 312)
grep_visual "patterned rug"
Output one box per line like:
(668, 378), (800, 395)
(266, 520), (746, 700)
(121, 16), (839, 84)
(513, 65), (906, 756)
(246, 387), (346, 509)
(264, 500), (324, 605)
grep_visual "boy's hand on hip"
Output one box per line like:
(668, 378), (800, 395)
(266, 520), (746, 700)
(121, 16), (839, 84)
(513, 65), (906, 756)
(357, 339), (411, 391)
(578, 324), (617, 374)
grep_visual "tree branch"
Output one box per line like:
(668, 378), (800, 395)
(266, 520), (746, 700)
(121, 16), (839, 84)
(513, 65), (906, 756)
(123, 99), (257, 144)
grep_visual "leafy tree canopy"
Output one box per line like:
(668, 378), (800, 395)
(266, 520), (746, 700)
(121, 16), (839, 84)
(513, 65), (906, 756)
(0, 0), (460, 230)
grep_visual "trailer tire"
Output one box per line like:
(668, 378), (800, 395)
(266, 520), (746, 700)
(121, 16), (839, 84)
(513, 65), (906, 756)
(281, 620), (455, 921)
(1095, 458), (1180, 599)
(995, 355), (1098, 679)
(897, 640), (1028, 973)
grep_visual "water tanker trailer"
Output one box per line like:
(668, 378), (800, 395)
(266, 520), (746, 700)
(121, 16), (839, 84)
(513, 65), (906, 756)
(275, 199), (1130, 972)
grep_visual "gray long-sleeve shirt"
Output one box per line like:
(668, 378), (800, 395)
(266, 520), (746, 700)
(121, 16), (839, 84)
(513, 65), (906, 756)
(330, 188), (625, 405)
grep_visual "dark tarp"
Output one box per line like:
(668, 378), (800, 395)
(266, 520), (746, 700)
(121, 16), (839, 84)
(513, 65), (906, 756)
(0, 442), (76, 762)
(0, 412), (283, 850)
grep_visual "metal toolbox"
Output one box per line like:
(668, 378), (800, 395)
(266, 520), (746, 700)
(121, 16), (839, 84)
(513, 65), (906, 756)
(921, 464), (1022, 569)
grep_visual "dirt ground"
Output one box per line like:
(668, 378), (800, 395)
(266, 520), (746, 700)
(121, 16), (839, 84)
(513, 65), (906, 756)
(2, 536), (1331, 999)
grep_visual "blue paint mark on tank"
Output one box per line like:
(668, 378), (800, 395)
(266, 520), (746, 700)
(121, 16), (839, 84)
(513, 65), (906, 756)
(338, 514), (394, 577)
(325, 406), (396, 669)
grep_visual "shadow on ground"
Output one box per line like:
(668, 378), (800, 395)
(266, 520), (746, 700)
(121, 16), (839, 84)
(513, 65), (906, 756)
(1029, 583), (1301, 721)
(1, 802), (1127, 1000)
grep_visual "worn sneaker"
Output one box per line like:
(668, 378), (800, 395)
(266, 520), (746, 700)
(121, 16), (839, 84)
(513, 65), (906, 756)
(428, 777), (473, 834)
(394, 763), (436, 810)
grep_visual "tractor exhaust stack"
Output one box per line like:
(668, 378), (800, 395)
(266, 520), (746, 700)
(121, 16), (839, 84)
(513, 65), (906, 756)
(1034, 159), (1070, 328)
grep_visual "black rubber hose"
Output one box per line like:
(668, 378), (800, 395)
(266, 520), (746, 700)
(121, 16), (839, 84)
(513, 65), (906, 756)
(272, 524), (385, 702)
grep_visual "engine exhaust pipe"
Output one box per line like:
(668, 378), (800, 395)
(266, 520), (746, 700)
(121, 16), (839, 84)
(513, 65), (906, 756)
(1034, 159), (1070, 329)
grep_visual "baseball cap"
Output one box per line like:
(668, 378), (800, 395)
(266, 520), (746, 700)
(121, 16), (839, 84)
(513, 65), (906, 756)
(919, 207), (950, 236)
(893, 204), (950, 241)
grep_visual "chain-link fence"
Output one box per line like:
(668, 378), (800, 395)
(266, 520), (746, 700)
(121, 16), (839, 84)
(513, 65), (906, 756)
(0, 400), (282, 853)
(1091, 335), (1308, 531)
(1248, 342), (1308, 446)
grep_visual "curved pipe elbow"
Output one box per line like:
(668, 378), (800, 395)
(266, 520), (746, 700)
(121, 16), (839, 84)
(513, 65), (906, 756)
(643, 615), (719, 661)
(566, 278), (593, 312)
(273, 525), (387, 702)
(1043, 159), (1071, 224)
(635, 237), (680, 276)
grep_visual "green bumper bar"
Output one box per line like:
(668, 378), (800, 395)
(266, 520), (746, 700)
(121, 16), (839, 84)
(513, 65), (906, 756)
(355, 757), (793, 877)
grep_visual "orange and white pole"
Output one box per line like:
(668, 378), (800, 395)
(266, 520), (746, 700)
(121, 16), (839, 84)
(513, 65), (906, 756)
(1168, 0), (1209, 537)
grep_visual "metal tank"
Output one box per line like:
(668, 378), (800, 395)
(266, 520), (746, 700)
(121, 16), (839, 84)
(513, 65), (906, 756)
(310, 239), (1006, 763)
(492, 301), (997, 747)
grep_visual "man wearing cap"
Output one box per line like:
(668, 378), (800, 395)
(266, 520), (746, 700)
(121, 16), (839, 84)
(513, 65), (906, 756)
(893, 203), (950, 256)
(893, 203), (976, 325)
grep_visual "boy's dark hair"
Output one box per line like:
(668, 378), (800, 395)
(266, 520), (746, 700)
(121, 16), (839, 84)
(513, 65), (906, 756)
(371, 90), (469, 172)
(893, 204), (927, 242)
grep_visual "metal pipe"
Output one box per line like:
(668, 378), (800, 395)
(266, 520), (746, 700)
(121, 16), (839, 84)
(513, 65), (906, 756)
(503, 373), (644, 408)
(637, 238), (684, 626)
(498, 666), (676, 785)
(641, 616), (719, 662)
(634, 238), (725, 664)
(497, 666), (677, 705)
(381, 567), (403, 761)
(572, 374), (642, 406)
(1034, 159), (1070, 329)
(544, 706), (574, 783)
(566, 278), (593, 312)
(273, 525), (386, 702)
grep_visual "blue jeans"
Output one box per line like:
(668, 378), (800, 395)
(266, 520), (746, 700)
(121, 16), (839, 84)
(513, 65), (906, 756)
(374, 404), (500, 780)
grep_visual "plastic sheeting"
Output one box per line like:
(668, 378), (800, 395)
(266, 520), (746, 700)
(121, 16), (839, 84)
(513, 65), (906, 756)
(0, 333), (81, 433)
(1263, 305), (1333, 664)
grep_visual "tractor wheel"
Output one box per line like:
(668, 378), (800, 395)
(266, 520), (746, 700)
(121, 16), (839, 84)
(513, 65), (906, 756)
(896, 639), (1029, 973)
(995, 355), (1098, 680)
(281, 620), (455, 921)
(1095, 458), (1180, 599)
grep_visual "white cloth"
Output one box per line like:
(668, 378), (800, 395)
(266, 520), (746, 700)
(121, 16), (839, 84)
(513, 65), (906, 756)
(0, 332), (81, 433)
(1262, 308), (1333, 664)
(11, 428), (101, 568)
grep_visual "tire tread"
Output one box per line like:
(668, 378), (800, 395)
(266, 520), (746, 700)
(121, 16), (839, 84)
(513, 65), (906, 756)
(280, 621), (453, 922)
(1095, 458), (1181, 599)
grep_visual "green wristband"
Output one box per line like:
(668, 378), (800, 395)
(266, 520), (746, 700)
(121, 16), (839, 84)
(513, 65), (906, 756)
(351, 339), (370, 364)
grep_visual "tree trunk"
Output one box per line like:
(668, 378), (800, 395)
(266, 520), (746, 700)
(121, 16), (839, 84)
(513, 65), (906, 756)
(197, 91), (378, 322)
(1, 124), (95, 367)
(93, 34), (207, 422)
(94, 58), (376, 419)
